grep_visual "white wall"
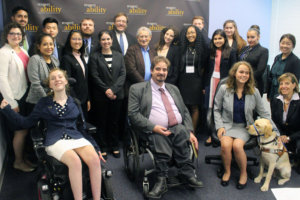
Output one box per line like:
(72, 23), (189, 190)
(269, 0), (300, 65)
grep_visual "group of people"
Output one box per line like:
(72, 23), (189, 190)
(0, 5), (300, 200)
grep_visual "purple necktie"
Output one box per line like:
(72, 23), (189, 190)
(159, 88), (178, 127)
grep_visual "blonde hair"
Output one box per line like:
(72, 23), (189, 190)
(226, 61), (255, 95)
(278, 72), (299, 94)
(44, 68), (69, 96)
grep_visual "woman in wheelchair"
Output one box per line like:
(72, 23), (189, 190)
(1, 68), (105, 200)
(214, 61), (274, 189)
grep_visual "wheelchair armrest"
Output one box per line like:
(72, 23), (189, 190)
(86, 122), (97, 134)
(30, 126), (44, 143)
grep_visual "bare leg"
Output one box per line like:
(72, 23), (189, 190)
(233, 139), (247, 184)
(76, 145), (101, 200)
(60, 150), (82, 200)
(190, 105), (199, 132)
(220, 136), (233, 180)
(13, 129), (32, 171)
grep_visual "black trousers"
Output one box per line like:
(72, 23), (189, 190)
(147, 124), (195, 178)
(92, 98), (123, 152)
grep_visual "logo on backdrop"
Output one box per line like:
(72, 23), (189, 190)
(106, 22), (114, 31)
(166, 7), (184, 16)
(127, 5), (147, 15)
(62, 22), (81, 32)
(37, 3), (62, 14)
(25, 24), (38, 32)
(147, 23), (165, 32)
(84, 3), (107, 14)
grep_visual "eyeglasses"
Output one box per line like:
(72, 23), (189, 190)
(8, 32), (22, 37)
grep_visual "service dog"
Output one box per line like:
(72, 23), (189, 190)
(248, 118), (291, 191)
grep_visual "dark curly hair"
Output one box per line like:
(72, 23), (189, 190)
(180, 25), (204, 55)
(155, 25), (179, 51)
(2, 22), (25, 44)
(34, 33), (54, 55)
(63, 30), (85, 55)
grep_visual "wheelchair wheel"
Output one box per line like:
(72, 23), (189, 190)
(37, 179), (51, 200)
(123, 128), (140, 182)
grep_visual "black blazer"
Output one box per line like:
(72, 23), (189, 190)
(60, 53), (89, 103)
(267, 52), (300, 97)
(89, 50), (126, 100)
(271, 93), (300, 141)
(165, 45), (180, 85)
(239, 44), (269, 94)
(204, 49), (237, 87)
(111, 30), (137, 55)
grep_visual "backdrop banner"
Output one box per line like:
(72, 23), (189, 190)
(3, 0), (209, 46)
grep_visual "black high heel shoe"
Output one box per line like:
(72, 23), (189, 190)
(221, 179), (229, 186)
(236, 181), (247, 189)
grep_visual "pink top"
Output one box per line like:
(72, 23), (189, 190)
(17, 50), (29, 81)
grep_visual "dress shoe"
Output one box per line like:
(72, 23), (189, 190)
(101, 152), (108, 160)
(186, 177), (204, 188)
(147, 177), (168, 199)
(204, 137), (212, 146)
(236, 181), (247, 190)
(221, 179), (229, 186)
(112, 151), (121, 158)
(13, 162), (35, 172)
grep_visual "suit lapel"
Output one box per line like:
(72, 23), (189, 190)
(144, 82), (152, 117)
(99, 54), (113, 80)
(137, 46), (145, 77)
(165, 84), (184, 116)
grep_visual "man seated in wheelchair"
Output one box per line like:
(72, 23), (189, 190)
(0, 68), (106, 200)
(128, 56), (204, 198)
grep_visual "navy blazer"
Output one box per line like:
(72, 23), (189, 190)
(1, 96), (99, 150)
(165, 45), (180, 85)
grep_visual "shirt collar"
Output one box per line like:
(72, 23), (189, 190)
(140, 46), (149, 52)
(151, 79), (165, 91)
(277, 92), (300, 102)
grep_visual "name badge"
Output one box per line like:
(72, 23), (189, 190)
(186, 66), (195, 73)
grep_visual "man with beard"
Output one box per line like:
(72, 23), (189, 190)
(8, 6), (34, 52)
(111, 12), (136, 56)
(128, 56), (204, 199)
(80, 18), (98, 63)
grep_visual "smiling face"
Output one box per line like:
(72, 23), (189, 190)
(100, 33), (112, 51)
(7, 27), (23, 47)
(186, 26), (196, 43)
(280, 37), (294, 55)
(213, 33), (225, 49)
(137, 30), (151, 49)
(151, 61), (168, 86)
(43, 22), (58, 38)
(279, 77), (296, 96)
(164, 29), (175, 45)
(11, 10), (28, 29)
(49, 70), (68, 93)
(114, 15), (128, 33)
(192, 19), (204, 31)
(235, 64), (250, 85)
(38, 36), (54, 56)
(70, 32), (83, 51)
(247, 30), (259, 47)
(224, 22), (235, 38)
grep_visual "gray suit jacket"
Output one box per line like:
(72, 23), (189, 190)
(26, 54), (59, 104)
(128, 81), (193, 134)
(214, 84), (279, 134)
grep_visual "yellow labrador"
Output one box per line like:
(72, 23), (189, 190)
(248, 118), (291, 192)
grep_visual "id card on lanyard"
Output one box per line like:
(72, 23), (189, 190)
(186, 49), (195, 74)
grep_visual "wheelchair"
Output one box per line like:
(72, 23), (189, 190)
(31, 120), (114, 200)
(123, 123), (197, 199)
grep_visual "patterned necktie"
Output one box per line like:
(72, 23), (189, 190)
(159, 88), (178, 127)
(84, 39), (90, 56)
(119, 33), (125, 55)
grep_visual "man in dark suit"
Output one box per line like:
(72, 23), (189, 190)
(192, 16), (210, 48)
(111, 12), (136, 56)
(41, 17), (63, 60)
(128, 56), (203, 199)
(125, 26), (157, 94)
(80, 18), (98, 63)
(10, 6), (34, 52)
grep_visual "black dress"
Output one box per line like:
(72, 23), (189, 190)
(178, 47), (202, 105)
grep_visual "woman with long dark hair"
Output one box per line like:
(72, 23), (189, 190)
(89, 30), (126, 159)
(155, 25), (180, 84)
(61, 30), (90, 119)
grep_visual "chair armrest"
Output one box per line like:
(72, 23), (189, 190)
(86, 122), (97, 134)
